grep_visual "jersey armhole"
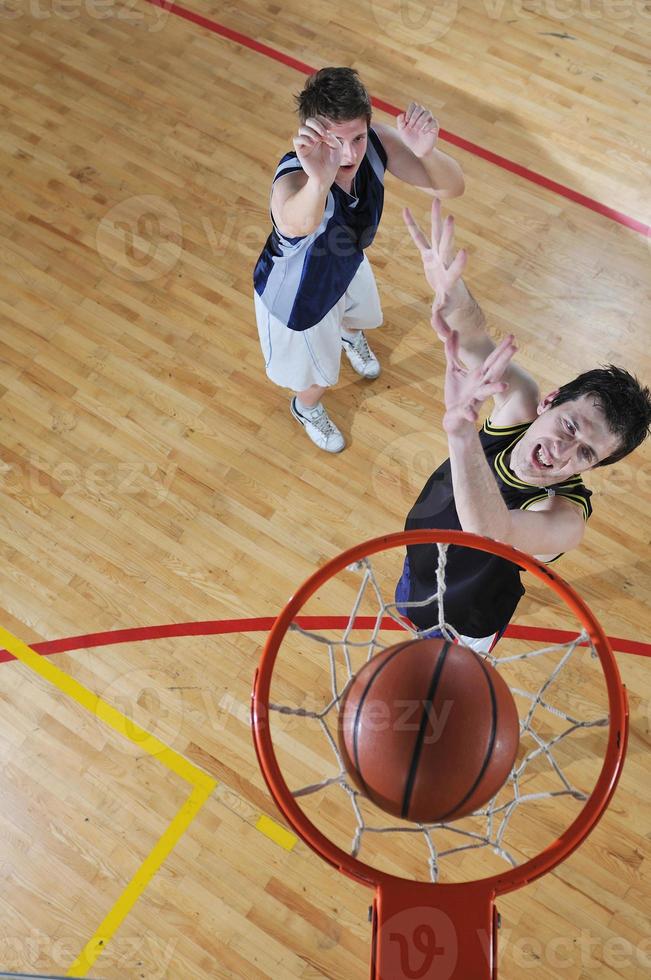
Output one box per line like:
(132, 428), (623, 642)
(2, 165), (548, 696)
(368, 126), (388, 169)
(554, 490), (592, 522)
(269, 165), (311, 241)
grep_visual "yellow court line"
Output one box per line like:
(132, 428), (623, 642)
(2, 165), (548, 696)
(0, 627), (206, 785)
(255, 813), (297, 852)
(0, 626), (217, 976)
(67, 779), (215, 977)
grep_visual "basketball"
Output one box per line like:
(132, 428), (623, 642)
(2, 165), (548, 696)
(337, 637), (520, 823)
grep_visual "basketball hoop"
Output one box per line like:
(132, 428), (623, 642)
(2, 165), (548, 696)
(251, 530), (628, 980)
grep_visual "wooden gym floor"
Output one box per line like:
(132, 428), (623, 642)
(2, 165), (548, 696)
(0, 0), (649, 976)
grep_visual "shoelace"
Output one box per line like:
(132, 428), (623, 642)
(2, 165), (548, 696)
(310, 409), (338, 437)
(352, 333), (373, 363)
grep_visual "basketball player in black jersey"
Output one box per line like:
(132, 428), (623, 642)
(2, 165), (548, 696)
(396, 200), (651, 652)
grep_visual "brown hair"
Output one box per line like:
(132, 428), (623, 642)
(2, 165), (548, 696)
(295, 67), (372, 126)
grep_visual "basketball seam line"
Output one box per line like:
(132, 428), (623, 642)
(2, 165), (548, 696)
(400, 640), (451, 820)
(437, 653), (499, 822)
(352, 640), (414, 802)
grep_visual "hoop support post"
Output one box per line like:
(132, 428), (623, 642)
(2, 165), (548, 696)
(371, 879), (497, 980)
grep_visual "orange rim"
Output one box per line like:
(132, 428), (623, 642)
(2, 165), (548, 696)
(251, 530), (629, 898)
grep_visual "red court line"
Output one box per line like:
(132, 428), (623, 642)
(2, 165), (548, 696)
(0, 617), (648, 663)
(144, 0), (650, 239)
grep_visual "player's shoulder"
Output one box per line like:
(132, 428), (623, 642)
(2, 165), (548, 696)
(272, 151), (306, 185)
(370, 122), (397, 161)
(481, 416), (532, 442)
(370, 121), (393, 143)
(270, 153), (309, 211)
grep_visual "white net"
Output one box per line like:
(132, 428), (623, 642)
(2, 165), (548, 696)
(268, 543), (611, 883)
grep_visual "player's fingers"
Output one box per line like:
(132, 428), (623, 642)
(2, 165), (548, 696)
(439, 215), (455, 262)
(404, 101), (417, 123)
(483, 335), (517, 371)
(467, 400), (481, 420)
(324, 134), (342, 151)
(408, 106), (427, 127)
(403, 208), (431, 251)
(444, 330), (465, 371)
(299, 121), (323, 138)
(305, 116), (330, 137)
(297, 125), (324, 143)
(447, 249), (467, 281)
(448, 404), (478, 426)
(293, 135), (318, 151)
(296, 125), (320, 139)
(475, 381), (509, 400)
(482, 340), (517, 380)
(431, 198), (443, 247)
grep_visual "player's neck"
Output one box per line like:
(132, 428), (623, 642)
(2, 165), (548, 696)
(334, 174), (357, 197)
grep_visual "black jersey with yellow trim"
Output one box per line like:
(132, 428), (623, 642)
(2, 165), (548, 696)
(403, 418), (593, 637)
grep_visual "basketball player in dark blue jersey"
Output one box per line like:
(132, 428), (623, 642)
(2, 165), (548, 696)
(254, 68), (465, 453)
(396, 200), (651, 652)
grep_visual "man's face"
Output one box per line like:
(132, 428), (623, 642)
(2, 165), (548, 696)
(326, 117), (368, 185)
(509, 393), (621, 487)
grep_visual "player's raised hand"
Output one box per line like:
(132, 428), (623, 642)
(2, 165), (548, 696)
(403, 199), (467, 310)
(397, 102), (439, 158)
(437, 311), (516, 435)
(293, 116), (343, 186)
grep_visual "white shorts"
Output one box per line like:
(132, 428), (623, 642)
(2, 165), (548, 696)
(254, 256), (383, 391)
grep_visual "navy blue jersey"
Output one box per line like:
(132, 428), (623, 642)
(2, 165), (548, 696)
(253, 128), (387, 331)
(404, 419), (593, 636)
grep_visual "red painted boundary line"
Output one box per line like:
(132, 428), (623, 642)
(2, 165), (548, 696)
(145, 0), (650, 239)
(0, 617), (648, 663)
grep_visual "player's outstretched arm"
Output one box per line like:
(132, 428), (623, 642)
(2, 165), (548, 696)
(271, 116), (342, 238)
(441, 320), (585, 557)
(404, 200), (540, 423)
(374, 104), (464, 198)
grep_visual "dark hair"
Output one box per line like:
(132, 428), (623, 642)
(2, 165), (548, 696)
(551, 365), (651, 466)
(295, 67), (372, 126)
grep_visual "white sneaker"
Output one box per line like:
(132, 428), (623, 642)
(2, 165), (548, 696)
(341, 331), (380, 379)
(290, 398), (345, 453)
